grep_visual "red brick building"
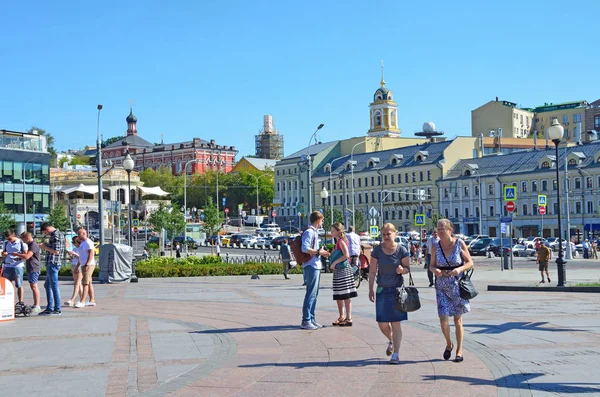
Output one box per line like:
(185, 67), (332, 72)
(101, 107), (237, 175)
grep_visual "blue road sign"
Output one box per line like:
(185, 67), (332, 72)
(503, 186), (517, 201)
(538, 194), (547, 206)
(222, 197), (226, 206)
(500, 216), (513, 223)
(414, 214), (425, 226)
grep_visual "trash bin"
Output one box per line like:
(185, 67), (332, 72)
(99, 243), (133, 283)
(503, 252), (509, 270)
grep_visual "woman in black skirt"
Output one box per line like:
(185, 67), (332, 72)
(329, 223), (358, 326)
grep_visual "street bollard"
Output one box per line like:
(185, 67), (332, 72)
(503, 253), (509, 270)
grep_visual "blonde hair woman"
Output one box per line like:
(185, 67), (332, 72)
(368, 223), (410, 364)
(429, 219), (473, 363)
(329, 223), (357, 326)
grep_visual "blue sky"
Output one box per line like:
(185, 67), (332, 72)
(1, 0), (598, 155)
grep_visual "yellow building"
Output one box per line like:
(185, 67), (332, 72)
(471, 98), (534, 139)
(230, 157), (276, 173)
(367, 67), (401, 137)
(533, 101), (588, 144)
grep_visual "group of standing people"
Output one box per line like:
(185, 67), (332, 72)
(297, 213), (473, 365)
(1, 222), (97, 315)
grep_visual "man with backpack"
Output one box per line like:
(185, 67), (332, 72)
(291, 211), (330, 330)
(1, 229), (28, 305)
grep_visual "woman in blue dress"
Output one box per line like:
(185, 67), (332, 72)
(429, 219), (474, 363)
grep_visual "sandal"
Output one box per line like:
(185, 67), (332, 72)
(332, 317), (346, 326)
(340, 318), (353, 327)
(443, 343), (454, 360)
(454, 355), (464, 363)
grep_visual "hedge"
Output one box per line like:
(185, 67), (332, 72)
(135, 255), (303, 278)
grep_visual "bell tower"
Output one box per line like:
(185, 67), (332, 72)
(367, 62), (401, 138)
(126, 100), (138, 136)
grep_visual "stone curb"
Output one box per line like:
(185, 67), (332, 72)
(488, 285), (600, 293)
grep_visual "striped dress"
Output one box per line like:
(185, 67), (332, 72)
(332, 239), (358, 301)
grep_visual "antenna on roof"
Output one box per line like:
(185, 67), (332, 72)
(161, 134), (164, 144)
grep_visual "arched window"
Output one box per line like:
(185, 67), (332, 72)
(541, 161), (550, 169)
(376, 95), (382, 100)
(568, 158), (577, 166)
(464, 170), (471, 176)
(375, 111), (382, 126)
(391, 158), (397, 165)
(391, 110), (396, 126)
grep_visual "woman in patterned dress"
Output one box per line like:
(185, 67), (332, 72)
(329, 223), (358, 326)
(429, 219), (473, 363)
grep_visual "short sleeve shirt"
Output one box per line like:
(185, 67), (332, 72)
(78, 238), (96, 267)
(3, 239), (28, 268)
(280, 244), (291, 260)
(371, 244), (409, 287)
(26, 241), (41, 273)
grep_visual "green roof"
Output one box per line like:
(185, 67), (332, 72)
(534, 100), (588, 113)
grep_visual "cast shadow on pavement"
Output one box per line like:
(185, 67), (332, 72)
(422, 373), (600, 394)
(191, 325), (302, 334)
(238, 358), (442, 369)
(464, 322), (586, 334)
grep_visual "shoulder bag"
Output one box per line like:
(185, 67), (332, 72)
(289, 230), (316, 264)
(395, 271), (421, 312)
(438, 242), (479, 300)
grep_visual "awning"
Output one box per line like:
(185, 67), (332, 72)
(584, 224), (600, 231)
(138, 186), (170, 197)
(517, 225), (539, 229)
(55, 184), (108, 195)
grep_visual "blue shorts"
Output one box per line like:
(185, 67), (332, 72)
(375, 286), (408, 323)
(27, 271), (40, 284)
(3, 266), (24, 288)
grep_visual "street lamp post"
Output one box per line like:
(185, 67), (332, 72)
(328, 155), (346, 230)
(306, 124), (325, 217)
(96, 104), (105, 245)
(548, 117), (566, 287)
(320, 187), (329, 244)
(470, 167), (484, 235)
(350, 140), (364, 229)
(250, 174), (268, 217)
(183, 159), (199, 254)
(123, 152), (138, 282)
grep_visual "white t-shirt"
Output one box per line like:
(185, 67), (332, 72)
(3, 238), (28, 268)
(70, 245), (80, 266)
(78, 238), (96, 267)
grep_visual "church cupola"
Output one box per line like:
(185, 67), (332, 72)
(126, 104), (138, 136)
(368, 62), (401, 138)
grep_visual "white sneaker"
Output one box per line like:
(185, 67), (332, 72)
(74, 302), (85, 308)
(85, 302), (96, 307)
(31, 306), (42, 314)
(300, 321), (318, 330)
(63, 301), (74, 307)
(389, 352), (400, 364)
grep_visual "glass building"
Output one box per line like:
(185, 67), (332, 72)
(0, 129), (51, 233)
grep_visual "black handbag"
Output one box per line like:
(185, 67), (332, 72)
(395, 271), (421, 312)
(459, 268), (479, 300)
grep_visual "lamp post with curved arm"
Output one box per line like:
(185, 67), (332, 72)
(306, 124), (325, 216)
(183, 158), (200, 253)
(328, 155), (347, 229)
(123, 152), (138, 282)
(350, 140), (365, 229)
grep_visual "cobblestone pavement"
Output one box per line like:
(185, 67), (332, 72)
(1, 259), (599, 396)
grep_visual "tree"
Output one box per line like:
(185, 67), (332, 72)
(0, 203), (16, 233)
(68, 155), (91, 166)
(353, 211), (365, 232)
(48, 202), (70, 232)
(202, 197), (221, 237)
(147, 202), (186, 254)
(102, 136), (125, 148)
(324, 208), (344, 229)
(28, 126), (57, 167)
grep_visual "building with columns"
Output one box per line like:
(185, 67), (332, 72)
(101, 107), (237, 175)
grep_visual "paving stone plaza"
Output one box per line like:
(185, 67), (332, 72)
(1, 258), (599, 397)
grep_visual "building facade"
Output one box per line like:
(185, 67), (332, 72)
(0, 129), (51, 233)
(439, 143), (600, 240)
(471, 99), (534, 140)
(533, 101), (589, 145)
(101, 107), (237, 175)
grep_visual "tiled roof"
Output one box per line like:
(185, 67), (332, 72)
(283, 141), (339, 160)
(106, 135), (154, 149)
(444, 142), (600, 180)
(313, 139), (454, 177)
(243, 157), (277, 170)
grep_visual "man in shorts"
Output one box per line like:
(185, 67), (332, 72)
(74, 228), (96, 308)
(536, 242), (551, 284)
(13, 232), (42, 313)
(1, 230), (28, 304)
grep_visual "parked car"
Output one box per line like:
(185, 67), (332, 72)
(523, 237), (547, 249)
(394, 236), (409, 248)
(512, 244), (536, 257)
(280, 225), (301, 234)
(255, 237), (271, 246)
(145, 236), (169, 248)
(230, 234), (253, 246)
(469, 238), (492, 256)
(241, 236), (258, 246)
(271, 235), (290, 248)
(487, 238), (512, 256)
(220, 235), (233, 245)
(206, 235), (219, 245)
(172, 236), (198, 249)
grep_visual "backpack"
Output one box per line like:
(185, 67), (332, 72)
(289, 229), (316, 264)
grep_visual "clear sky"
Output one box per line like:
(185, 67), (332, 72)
(1, 0), (598, 155)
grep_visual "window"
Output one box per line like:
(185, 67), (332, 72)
(399, 210), (403, 219)
(276, 170), (279, 176)
(533, 204), (538, 214)
(375, 113), (382, 126)
(333, 196), (337, 205)
(465, 208), (470, 217)
(364, 193), (368, 203)
(398, 174), (402, 184)
(521, 181), (527, 192)
(562, 115), (568, 124)
(371, 192), (375, 202)
(444, 188), (449, 198)
(552, 179), (557, 191)
(419, 171), (423, 182)
(378, 176), (381, 185)
(371, 176), (375, 186)
(454, 208), (459, 218)
(427, 188), (432, 198)
(412, 172), (416, 182)
(475, 185), (479, 196)
(475, 207), (480, 217)
(390, 175), (394, 184)
(595, 115), (600, 129)
(553, 202), (558, 215)
(427, 170), (431, 181)
(541, 161), (550, 169)
(575, 202), (582, 214)
(522, 204), (528, 216)
(405, 210), (410, 219)
(575, 178), (581, 189)
(444, 208), (449, 218)
(573, 113), (582, 123)
(391, 193), (395, 201)
(464, 186), (469, 197)
(568, 159), (577, 166)
(586, 177), (593, 189)
(587, 201), (594, 213)
(358, 194), (362, 204)
(404, 173), (408, 183)
(358, 178), (361, 187)
(542, 180), (548, 191)
(532, 181), (538, 192)
(345, 179), (349, 189)
(489, 206), (494, 216)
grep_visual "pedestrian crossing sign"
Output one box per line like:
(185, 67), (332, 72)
(370, 225), (379, 238)
(414, 214), (425, 226)
(503, 186), (517, 201)
(538, 194), (547, 207)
